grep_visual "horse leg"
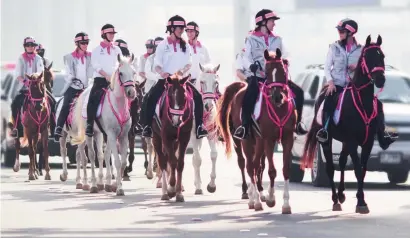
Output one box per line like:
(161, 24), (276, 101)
(79, 142), (90, 190)
(191, 135), (203, 195)
(281, 135), (294, 214)
(94, 134), (104, 191)
(107, 133), (121, 194)
(337, 143), (349, 204)
(167, 141), (177, 199)
(257, 153), (266, 202)
(207, 139), (217, 193)
(27, 134), (36, 181)
(252, 139), (264, 211)
(142, 136), (149, 175)
(264, 139), (277, 209)
(59, 131), (69, 182)
(354, 140), (373, 214)
(13, 137), (21, 172)
(74, 143), (82, 189)
(234, 138), (248, 199)
(145, 137), (154, 180)
(115, 135), (128, 196)
(123, 132), (133, 181)
(37, 147), (43, 176)
(153, 135), (169, 200)
(243, 140), (261, 211)
(41, 128), (50, 180)
(86, 136), (98, 193)
(321, 140), (340, 211)
(176, 139), (189, 202)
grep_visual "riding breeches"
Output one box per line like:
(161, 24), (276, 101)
(140, 78), (166, 126)
(323, 85), (344, 121)
(57, 87), (82, 128)
(186, 80), (204, 128)
(87, 77), (109, 125)
(241, 76), (265, 127)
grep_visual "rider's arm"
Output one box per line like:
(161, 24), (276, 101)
(154, 42), (166, 75)
(242, 39), (253, 70)
(279, 37), (290, 63)
(236, 70), (247, 81)
(144, 56), (158, 81)
(235, 54), (247, 81)
(324, 46), (334, 83)
(63, 55), (75, 83)
(202, 45), (211, 65)
(181, 45), (192, 75)
(91, 46), (109, 79)
(14, 56), (25, 82)
(35, 55), (44, 76)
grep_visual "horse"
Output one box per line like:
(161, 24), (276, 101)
(71, 54), (136, 196)
(301, 35), (386, 214)
(152, 74), (194, 202)
(123, 78), (147, 181)
(190, 63), (221, 195)
(13, 71), (52, 181)
(57, 78), (90, 190)
(217, 49), (296, 213)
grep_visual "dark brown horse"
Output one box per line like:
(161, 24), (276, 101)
(217, 49), (296, 213)
(123, 78), (147, 181)
(13, 72), (52, 180)
(152, 74), (193, 202)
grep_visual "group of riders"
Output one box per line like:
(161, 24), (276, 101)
(9, 9), (398, 150)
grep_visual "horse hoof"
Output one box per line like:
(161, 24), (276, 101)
(60, 174), (67, 182)
(156, 182), (162, 188)
(338, 193), (346, 204)
(167, 191), (176, 199)
(260, 195), (266, 202)
(116, 189), (125, 196)
(248, 202), (255, 210)
(266, 200), (276, 208)
(195, 189), (203, 195)
(105, 184), (112, 192)
(97, 184), (104, 191)
(146, 173), (153, 180)
(76, 183), (83, 189)
(39, 171), (43, 176)
(333, 203), (342, 211)
(161, 194), (170, 201)
(123, 176), (131, 181)
(13, 166), (20, 172)
(182, 185), (185, 192)
(82, 184), (90, 191)
(44, 175), (51, 180)
(176, 194), (185, 202)
(355, 205), (370, 214)
(90, 186), (98, 193)
(242, 193), (249, 200)
(254, 203), (263, 211)
(282, 206), (292, 214)
(207, 184), (216, 193)
(34, 174), (38, 180)
(29, 175), (36, 180)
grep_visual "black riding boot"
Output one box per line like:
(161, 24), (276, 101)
(288, 80), (307, 135)
(377, 100), (398, 150)
(130, 99), (143, 135)
(316, 96), (335, 143)
(86, 78), (109, 136)
(141, 79), (166, 138)
(10, 91), (26, 138)
(187, 81), (208, 139)
(47, 92), (56, 139)
(55, 87), (80, 141)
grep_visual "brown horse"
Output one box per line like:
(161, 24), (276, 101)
(217, 49), (296, 213)
(13, 72), (52, 180)
(123, 78), (147, 181)
(152, 74), (193, 202)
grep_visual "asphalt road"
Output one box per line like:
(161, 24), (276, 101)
(1, 143), (409, 238)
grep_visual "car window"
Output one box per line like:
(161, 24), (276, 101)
(52, 74), (67, 97)
(301, 73), (314, 91)
(309, 75), (320, 99)
(294, 73), (306, 87)
(377, 75), (410, 104)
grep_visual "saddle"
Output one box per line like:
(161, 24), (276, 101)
(316, 88), (347, 126)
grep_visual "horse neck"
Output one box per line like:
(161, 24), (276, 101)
(107, 78), (129, 115)
(354, 69), (375, 115)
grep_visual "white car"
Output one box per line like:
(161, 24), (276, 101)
(290, 64), (410, 186)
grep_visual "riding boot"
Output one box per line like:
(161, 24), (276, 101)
(48, 95), (56, 139)
(376, 100), (398, 150)
(86, 78), (109, 137)
(233, 76), (260, 140)
(187, 82), (208, 139)
(141, 79), (166, 138)
(10, 91), (26, 138)
(288, 80), (307, 135)
(54, 87), (78, 141)
(316, 96), (333, 143)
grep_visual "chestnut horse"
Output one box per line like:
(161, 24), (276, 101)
(217, 49), (296, 213)
(13, 72), (52, 180)
(152, 74), (193, 202)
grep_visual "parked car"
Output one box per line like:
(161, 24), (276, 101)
(290, 64), (410, 186)
(0, 63), (77, 167)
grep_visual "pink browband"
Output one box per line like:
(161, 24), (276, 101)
(168, 20), (185, 26)
(75, 36), (89, 42)
(255, 12), (277, 23)
(186, 25), (200, 31)
(101, 28), (115, 34)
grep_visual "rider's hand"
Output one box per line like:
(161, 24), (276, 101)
(104, 75), (111, 82)
(160, 72), (170, 79)
(249, 63), (258, 73)
(326, 80), (336, 96)
(348, 64), (356, 71)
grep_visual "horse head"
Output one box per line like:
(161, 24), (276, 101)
(25, 72), (45, 98)
(134, 78), (146, 109)
(198, 63), (221, 112)
(354, 35), (385, 89)
(111, 53), (137, 100)
(263, 48), (288, 105)
(165, 74), (192, 127)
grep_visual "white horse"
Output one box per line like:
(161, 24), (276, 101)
(71, 54), (136, 196)
(190, 63), (221, 194)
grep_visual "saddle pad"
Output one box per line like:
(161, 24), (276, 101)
(316, 90), (346, 126)
(81, 87), (103, 119)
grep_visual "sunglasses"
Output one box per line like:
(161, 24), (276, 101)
(146, 45), (154, 49)
(79, 41), (89, 45)
(25, 43), (36, 47)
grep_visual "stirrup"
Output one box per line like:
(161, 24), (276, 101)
(196, 125), (208, 139)
(316, 129), (328, 143)
(233, 126), (246, 140)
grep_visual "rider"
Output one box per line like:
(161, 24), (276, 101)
(86, 23), (123, 136)
(185, 21), (211, 85)
(144, 36), (164, 91)
(35, 43), (52, 69)
(10, 37), (44, 138)
(138, 38), (155, 82)
(316, 18), (398, 149)
(233, 9), (307, 140)
(139, 15), (208, 139)
(54, 32), (93, 141)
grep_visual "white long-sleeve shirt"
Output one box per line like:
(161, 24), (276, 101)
(188, 40), (211, 79)
(91, 43), (123, 78)
(154, 37), (192, 76)
(144, 54), (159, 91)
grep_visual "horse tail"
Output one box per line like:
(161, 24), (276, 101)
(215, 82), (246, 158)
(70, 94), (86, 145)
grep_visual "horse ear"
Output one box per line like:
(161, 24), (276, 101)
(130, 53), (135, 63)
(166, 76), (173, 84)
(117, 54), (122, 63)
(180, 74), (190, 85)
(276, 48), (282, 59)
(25, 74), (30, 79)
(376, 35), (382, 46)
(365, 35), (371, 46)
(47, 61), (53, 71)
(139, 78), (146, 88)
(213, 64), (221, 72)
(199, 63), (204, 72)
(264, 49), (270, 60)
